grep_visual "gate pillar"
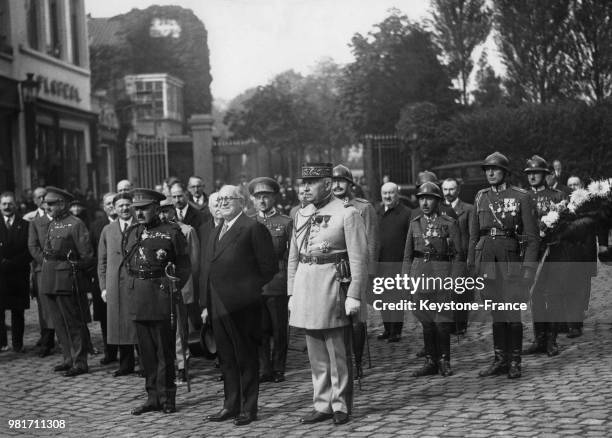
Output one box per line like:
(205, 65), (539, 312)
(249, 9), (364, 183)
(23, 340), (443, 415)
(188, 114), (214, 191)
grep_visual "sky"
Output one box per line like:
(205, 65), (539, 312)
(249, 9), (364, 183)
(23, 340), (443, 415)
(85, 0), (432, 103)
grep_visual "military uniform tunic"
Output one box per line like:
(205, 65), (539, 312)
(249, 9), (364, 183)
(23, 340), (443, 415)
(123, 217), (190, 409)
(253, 209), (292, 376)
(40, 212), (94, 371)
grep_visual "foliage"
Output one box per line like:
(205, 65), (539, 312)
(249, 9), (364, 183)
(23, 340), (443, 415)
(339, 10), (457, 136)
(493, 0), (573, 103)
(429, 0), (492, 105)
(471, 51), (504, 107)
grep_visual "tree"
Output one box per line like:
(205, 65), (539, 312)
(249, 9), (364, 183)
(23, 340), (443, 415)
(493, 0), (573, 103)
(568, 0), (612, 102)
(429, 0), (492, 105)
(471, 51), (504, 107)
(339, 10), (456, 136)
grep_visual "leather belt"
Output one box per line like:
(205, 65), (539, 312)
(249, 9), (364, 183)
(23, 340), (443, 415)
(480, 228), (515, 238)
(413, 251), (451, 262)
(299, 252), (348, 265)
(128, 269), (164, 280)
(43, 253), (68, 261)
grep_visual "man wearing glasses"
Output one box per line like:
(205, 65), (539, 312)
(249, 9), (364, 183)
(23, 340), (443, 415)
(287, 163), (368, 426)
(187, 176), (209, 211)
(202, 185), (277, 426)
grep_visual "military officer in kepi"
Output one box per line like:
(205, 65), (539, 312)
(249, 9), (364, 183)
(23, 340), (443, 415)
(332, 165), (378, 380)
(40, 186), (94, 377)
(124, 189), (190, 415)
(288, 163), (368, 426)
(468, 152), (539, 379)
(248, 177), (293, 384)
(522, 155), (567, 357)
(403, 182), (463, 377)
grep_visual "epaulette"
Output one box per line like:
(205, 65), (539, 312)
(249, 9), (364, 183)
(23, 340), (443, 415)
(474, 187), (489, 207)
(411, 214), (422, 222)
(353, 197), (370, 204)
(438, 214), (456, 223)
(509, 185), (529, 194)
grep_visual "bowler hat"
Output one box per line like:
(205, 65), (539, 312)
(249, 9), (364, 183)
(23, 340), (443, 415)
(199, 323), (217, 360)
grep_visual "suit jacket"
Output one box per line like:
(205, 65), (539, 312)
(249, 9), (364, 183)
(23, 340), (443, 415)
(200, 213), (277, 317)
(0, 216), (32, 309)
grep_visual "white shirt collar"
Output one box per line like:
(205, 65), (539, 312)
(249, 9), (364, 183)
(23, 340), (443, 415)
(37, 208), (45, 217)
(450, 198), (459, 209)
(223, 211), (242, 231)
(4, 215), (14, 225)
(177, 204), (189, 218)
(119, 218), (133, 228)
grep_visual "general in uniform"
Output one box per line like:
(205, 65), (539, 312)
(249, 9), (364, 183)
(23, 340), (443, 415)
(522, 155), (567, 356)
(468, 153), (539, 379)
(403, 182), (463, 377)
(332, 164), (379, 378)
(248, 177), (293, 383)
(123, 189), (190, 415)
(40, 187), (94, 376)
(288, 163), (367, 426)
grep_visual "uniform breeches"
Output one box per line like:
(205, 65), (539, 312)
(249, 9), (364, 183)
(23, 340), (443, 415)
(412, 292), (453, 360)
(135, 320), (176, 407)
(47, 293), (88, 370)
(259, 295), (288, 375)
(211, 292), (260, 416)
(305, 326), (353, 415)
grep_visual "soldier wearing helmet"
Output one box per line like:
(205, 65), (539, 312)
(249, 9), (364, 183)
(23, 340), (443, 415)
(468, 152), (539, 379)
(332, 164), (379, 379)
(403, 182), (463, 377)
(522, 155), (567, 357)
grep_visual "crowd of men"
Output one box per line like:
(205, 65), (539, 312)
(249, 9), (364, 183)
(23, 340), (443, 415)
(0, 153), (606, 427)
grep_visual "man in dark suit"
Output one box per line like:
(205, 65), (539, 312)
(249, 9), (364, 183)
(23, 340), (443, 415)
(201, 185), (277, 427)
(89, 192), (117, 364)
(187, 176), (209, 211)
(0, 192), (32, 352)
(442, 178), (474, 334)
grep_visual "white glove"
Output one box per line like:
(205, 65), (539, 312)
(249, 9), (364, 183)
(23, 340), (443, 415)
(345, 297), (360, 316)
(201, 308), (208, 324)
(101, 289), (107, 303)
(288, 296), (293, 313)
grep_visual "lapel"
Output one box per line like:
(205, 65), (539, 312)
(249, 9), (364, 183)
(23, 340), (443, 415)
(212, 214), (245, 260)
(454, 200), (464, 217)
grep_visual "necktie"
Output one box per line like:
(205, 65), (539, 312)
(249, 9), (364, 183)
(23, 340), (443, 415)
(178, 209), (184, 222)
(122, 222), (128, 233)
(219, 222), (229, 240)
(5, 218), (11, 230)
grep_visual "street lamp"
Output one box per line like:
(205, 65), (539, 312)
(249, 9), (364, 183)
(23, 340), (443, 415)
(21, 73), (40, 165)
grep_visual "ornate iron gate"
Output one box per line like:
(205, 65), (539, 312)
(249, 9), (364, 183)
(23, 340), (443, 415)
(127, 136), (168, 188)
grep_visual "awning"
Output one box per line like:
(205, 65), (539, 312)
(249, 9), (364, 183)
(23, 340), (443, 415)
(0, 76), (19, 116)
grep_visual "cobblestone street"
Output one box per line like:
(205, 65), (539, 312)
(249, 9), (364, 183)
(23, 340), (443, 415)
(2, 266), (612, 437)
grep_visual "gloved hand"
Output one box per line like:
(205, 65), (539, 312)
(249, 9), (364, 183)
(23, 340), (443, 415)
(201, 308), (209, 324)
(288, 296), (294, 313)
(345, 297), (360, 316)
(101, 289), (107, 303)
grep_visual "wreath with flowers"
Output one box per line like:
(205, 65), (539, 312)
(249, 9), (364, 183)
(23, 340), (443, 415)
(539, 179), (612, 258)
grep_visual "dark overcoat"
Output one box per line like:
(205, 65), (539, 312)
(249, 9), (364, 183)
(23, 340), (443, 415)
(0, 216), (32, 309)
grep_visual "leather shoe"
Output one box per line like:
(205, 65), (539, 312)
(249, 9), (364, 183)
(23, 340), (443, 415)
(99, 356), (117, 365)
(162, 404), (176, 414)
(333, 411), (349, 425)
(207, 409), (237, 422)
(38, 347), (52, 358)
(300, 410), (333, 424)
(234, 414), (256, 426)
(259, 373), (274, 383)
(64, 367), (87, 377)
(113, 369), (132, 377)
(377, 332), (390, 340)
(273, 372), (285, 383)
(131, 404), (160, 415)
(53, 363), (71, 372)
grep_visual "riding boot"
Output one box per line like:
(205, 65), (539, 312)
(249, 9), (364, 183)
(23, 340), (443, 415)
(524, 322), (546, 354)
(507, 349), (522, 379)
(479, 322), (508, 377)
(546, 323), (559, 357)
(507, 322), (523, 379)
(352, 321), (366, 379)
(412, 324), (438, 377)
(412, 355), (438, 377)
(436, 323), (452, 377)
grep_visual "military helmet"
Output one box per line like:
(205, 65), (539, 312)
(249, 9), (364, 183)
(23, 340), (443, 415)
(416, 170), (439, 186)
(332, 164), (354, 184)
(524, 155), (550, 173)
(482, 151), (510, 172)
(416, 181), (443, 200)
